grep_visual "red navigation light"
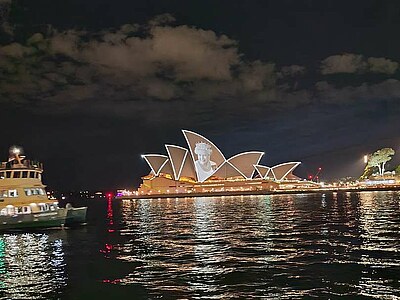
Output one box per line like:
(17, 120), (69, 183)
(318, 167), (322, 171)
(107, 193), (113, 198)
(308, 175), (312, 179)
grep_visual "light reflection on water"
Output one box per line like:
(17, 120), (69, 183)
(0, 233), (66, 299)
(113, 192), (400, 299)
(0, 192), (398, 299)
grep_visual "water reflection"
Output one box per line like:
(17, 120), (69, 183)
(0, 233), (66, 299)
(356, 191), (400, 298)
(100, 196), (115, 259)
(104, 192), (400, 299)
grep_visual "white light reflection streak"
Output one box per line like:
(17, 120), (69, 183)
(0, 234), (66, 299)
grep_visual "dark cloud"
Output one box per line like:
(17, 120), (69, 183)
(0, 0), (12, 35)
(321, 53), (399, 75)
(0, 14), (282, 115)
(1, 12), (400, 120)
(367, 57), (399, 74)
(1, 3), (400, 189)
(321, 54), (366, 74)
(315, 79), (400, 104)
(279, 65), (306, 77)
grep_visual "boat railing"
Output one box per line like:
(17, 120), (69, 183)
(0, 160), (43, 170)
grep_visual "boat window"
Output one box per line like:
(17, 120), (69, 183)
(38, 188), (45, 195)
(6, 171), (11, 178)
(22, 171), (28, 178)
(13, 171), (21, 178)
(39, 204), (49, 211)
(35, 172), (39, 178)
(32, 189), (38, 195)
(6, 206), (14, 215)
(29, 171), (35, 178)
(23, 206), (31, 214)
(0, 190), (7, 197)
(24, 189), (32, 196)
(0, 172), (4, 179)
(8, 190), (18, 197)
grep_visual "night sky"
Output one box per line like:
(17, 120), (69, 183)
(1, 0), (400, 190)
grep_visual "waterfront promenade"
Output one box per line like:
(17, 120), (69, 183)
(116, 183), (400, 200)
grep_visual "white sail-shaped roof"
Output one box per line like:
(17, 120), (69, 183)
(285, 172), (301, 180)
(140, 130), (303, 183)
(271, 162), (301, 181)
(165, 145), (188, 180)
(179, 154), (197, 179)
(254, 165), (272, 178)
(158, 159), (174, 176)
(182, 129), (226, 165)
(227, 151), (264, 179)
(212, 161), (243, 178)
(141, 154), (169, 176)
(182, 129), (226, 181)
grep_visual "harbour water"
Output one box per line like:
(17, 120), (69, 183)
(0, 191), (399, 299)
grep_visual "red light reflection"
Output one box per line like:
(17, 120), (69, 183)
(100, 194), (116, 258)
(102, 279), (121, 284)
(100, 243), (113, 254)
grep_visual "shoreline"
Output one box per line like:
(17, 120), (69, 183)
(115, 185), (400, 200)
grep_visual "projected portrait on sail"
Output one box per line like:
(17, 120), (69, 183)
(194, 142), (217, 182)
(182, 130), (226, 182)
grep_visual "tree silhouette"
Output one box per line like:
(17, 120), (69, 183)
(362, 148), (395, 178)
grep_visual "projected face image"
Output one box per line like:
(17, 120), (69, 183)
(194, 142), (216, 182)
(197, 153), (210, 166)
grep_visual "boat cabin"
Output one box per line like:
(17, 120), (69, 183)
(0, 146), (57, 216)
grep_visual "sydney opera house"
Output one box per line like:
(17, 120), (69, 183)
(118, 130), (319, 198)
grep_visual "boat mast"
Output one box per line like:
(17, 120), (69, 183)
(8, 146), (26, 166)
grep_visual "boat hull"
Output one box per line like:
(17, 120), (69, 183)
(65, 207), (88, 227)
(0, 209), (68, 231)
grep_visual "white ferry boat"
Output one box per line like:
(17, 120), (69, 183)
(0, 146), (87, 230)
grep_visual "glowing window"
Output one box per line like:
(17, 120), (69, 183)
(8, 190), (18, 197)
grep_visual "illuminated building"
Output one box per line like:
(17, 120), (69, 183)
(119, 130), (320, 198)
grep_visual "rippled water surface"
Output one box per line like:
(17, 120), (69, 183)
(1, 191), (400, 299)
